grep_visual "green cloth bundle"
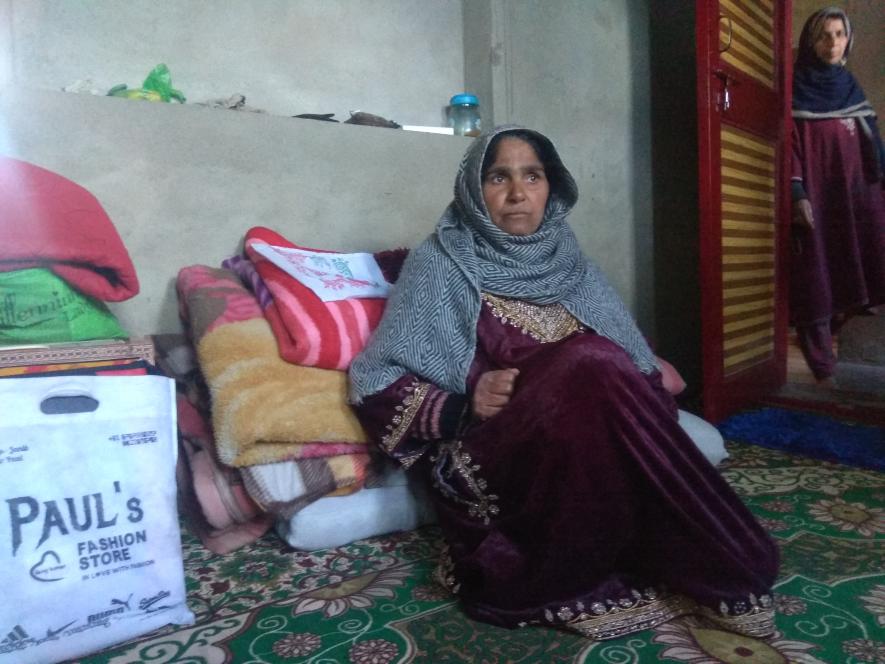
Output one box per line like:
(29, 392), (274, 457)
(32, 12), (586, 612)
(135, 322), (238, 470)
(0, 268), (127, 345)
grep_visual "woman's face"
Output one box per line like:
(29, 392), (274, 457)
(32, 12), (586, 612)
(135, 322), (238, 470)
(813, 17), (848, 65)
(481, 137), (550, 236)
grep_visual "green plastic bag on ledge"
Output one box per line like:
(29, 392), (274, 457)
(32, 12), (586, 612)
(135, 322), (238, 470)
(107, 63), (186, 103)
(0, 268), (128, 345)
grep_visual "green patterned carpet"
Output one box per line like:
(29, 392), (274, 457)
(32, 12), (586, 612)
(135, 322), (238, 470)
(75, 441), (885, 664)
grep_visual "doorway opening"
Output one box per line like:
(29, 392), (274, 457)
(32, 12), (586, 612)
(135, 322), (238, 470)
(769, 2), (885, 423)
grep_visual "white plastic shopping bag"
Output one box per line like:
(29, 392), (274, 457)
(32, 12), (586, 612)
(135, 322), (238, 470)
(0, 375), (194, 663)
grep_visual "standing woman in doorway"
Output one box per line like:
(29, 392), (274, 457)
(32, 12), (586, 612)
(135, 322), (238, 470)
(790, 6), (885, 383)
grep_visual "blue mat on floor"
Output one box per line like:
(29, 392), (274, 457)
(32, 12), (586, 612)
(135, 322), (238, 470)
(718, 407), (885, 471)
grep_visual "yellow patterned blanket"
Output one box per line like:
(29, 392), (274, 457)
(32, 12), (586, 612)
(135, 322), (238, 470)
(176, 265), (370, 482)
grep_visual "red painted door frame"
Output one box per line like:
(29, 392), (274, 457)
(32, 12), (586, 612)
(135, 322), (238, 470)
(695, 0), (793, 422)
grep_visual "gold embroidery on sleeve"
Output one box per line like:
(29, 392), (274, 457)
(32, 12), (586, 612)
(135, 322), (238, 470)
(482, 292), (583, 343)
(381, 380), (431, 452)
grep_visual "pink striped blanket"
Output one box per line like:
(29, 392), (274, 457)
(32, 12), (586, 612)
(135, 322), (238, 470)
(243, 226), (389, 370)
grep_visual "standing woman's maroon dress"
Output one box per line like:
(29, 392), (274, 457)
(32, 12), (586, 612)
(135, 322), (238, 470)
(789, 8), (885, 379)
(791, 118), (885, 342)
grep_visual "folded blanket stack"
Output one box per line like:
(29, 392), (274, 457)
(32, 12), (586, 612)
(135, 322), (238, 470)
(175, 264), (375, 551)
(153, 334), (274, 555)
(174, 226), (711, 555)
(177, 265), (371, 465)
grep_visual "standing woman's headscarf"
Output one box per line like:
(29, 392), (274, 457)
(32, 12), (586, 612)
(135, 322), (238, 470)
(349, 125), (657, 403)
(792, 7), (884, 178)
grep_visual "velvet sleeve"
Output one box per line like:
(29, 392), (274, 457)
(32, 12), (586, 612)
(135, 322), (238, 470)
(791, 122), (808, 201)
(644, 368), (680, 419)
(352, 374), (469, 468)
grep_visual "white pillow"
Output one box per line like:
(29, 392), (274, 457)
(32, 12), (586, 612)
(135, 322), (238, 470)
(678, 409), (729, 466)
(276, 470), (435, 550)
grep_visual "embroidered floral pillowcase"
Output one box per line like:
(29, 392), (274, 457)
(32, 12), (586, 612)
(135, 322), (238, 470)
(243, 227), (405, 371)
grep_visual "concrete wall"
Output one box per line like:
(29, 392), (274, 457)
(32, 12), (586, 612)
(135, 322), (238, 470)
(472, 0), (654, 331)
(0, 1), (658, 335)
(0, 0), (464, 126)
(0, 87), (469, 335)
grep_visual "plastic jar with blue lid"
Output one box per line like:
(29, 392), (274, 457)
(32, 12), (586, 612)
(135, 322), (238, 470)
(448, 93), (481, 137)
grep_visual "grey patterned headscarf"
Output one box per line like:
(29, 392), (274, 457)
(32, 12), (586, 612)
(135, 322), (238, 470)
(349, 125), (657, 403)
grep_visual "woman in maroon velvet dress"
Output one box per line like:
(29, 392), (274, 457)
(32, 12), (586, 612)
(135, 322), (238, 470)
(348, 126), (778, 640)
(790, 7), (885, 382)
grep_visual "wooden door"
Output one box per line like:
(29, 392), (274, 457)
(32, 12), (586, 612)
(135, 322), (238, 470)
(695, 0), (792, 422)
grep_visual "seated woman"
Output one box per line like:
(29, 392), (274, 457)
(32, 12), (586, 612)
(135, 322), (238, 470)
(349, 126), (778, 640)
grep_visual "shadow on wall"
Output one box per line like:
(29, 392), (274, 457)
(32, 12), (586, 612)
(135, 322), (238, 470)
(647, 4), (703, 402)
(627, 0), (656, 338)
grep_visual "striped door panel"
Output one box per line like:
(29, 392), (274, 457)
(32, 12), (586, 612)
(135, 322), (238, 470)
(719, 0), (774, 88)
(721, 125), (776, 375)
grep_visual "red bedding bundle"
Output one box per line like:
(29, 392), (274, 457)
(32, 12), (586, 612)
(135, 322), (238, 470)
(244, 226), (387, 370)
(0, 156), (139, 301)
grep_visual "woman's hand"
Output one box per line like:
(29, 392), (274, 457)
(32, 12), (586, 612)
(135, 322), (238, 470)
(472, 368), (520, 420)
(792, 199), (814, 229)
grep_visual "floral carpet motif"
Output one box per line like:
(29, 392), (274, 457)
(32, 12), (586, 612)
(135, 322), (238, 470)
(74, 437), (885, 663)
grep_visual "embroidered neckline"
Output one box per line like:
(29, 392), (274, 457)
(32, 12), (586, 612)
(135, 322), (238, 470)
(482, 292), (583, 343)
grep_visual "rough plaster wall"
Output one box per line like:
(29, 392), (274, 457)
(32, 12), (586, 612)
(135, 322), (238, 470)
(0, 1), (10, 88)
(0, 87), (469, 335)
(490, 0), (654, 332)
(2, 0), (464, 126)
(461, 0), (495, 126)
(0, 0), (656, 333)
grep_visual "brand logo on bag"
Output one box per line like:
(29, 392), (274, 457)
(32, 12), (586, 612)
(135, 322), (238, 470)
(0, 621), (80, 655)
(87, 605), (127, 624)
(0, 290), (80, 327)
(29, 549), (65, 582)
(6, 479), (146, 582)
(139, 589), (171, 613)
(0, 624), (30, 652)
(44, 620), (76, 639)
(111, 593), (133, 611)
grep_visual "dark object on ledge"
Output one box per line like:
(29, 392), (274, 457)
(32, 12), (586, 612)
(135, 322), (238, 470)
(343, 111), (401, 128)
(293, 113), (339, 123)
(198, 94), (266, 113)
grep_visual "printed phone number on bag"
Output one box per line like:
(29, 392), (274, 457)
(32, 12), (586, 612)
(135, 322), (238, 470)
(109, 430), (158, 446)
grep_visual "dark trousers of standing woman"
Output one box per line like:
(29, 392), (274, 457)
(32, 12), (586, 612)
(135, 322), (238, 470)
(796, 319), (837, 380)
